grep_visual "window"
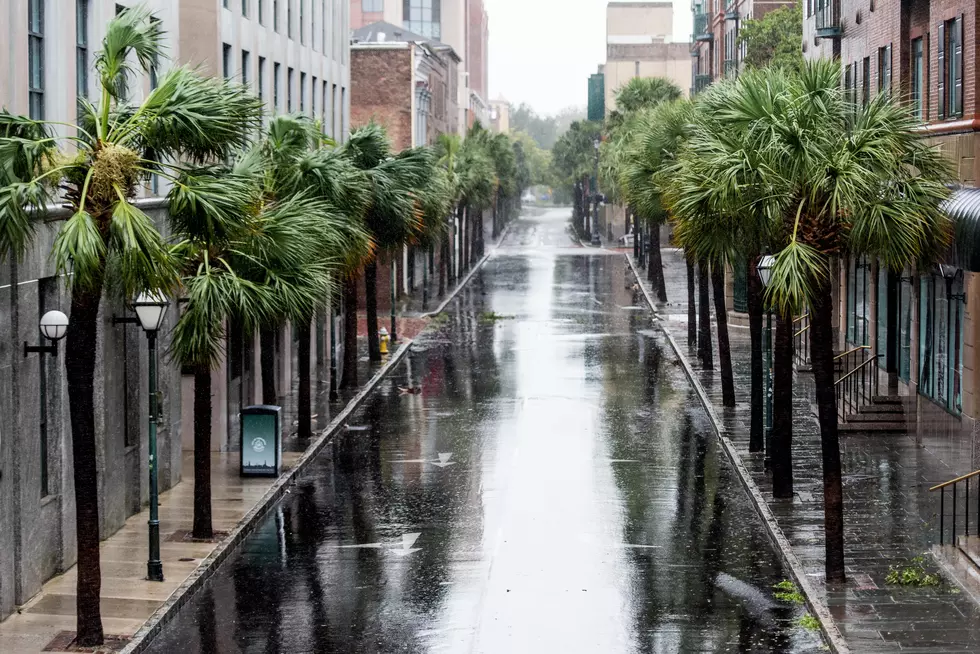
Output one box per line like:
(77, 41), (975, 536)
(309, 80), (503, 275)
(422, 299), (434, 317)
(300, 72), (307, 113)
(911, 37), (924, 120)
(843, 63), (853, 106)
(258, 56), (266, 103)
(322, 0), (327, 51)
(846, 255), (871, 347)
(877, 44), (891, 95)
(341, 86), (346, 136)
(332, 83), (338, 137)
(363, 0), (383, 9)
(242, 50), (250, 85)
(258, 0), (263, 24)
(223, 0), (229, 6)
(300, 0), (304, 44)
(288, 0), (294, 38)
(274, 0), (279, 31)
(919, 271), (964, 414)
(939, 17), (963, 119)
(288, 67), (294, 111)
(274, 62), (281, 110)
(76, 0), (88, 109)
(242, 0), (247, 16)
(223, 44), (233, 79)
(403, 0), (441, 38)
(28, 0), (44, 119)
(322, 83), (328, 130)
(861, 56), (870, 107)
(312, 76), (317, 115)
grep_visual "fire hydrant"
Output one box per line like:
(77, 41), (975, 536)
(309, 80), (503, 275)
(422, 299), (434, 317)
(379, 327), (390, 355)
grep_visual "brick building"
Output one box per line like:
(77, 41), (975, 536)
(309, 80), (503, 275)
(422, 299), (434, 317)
(351, 21), (461, 310)
(692, 0), (796, 93)
(800, 1), (980, 448)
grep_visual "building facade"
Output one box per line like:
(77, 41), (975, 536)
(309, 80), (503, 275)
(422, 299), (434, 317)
(349, 0), (490, 131)
(604, 1), (692, 113)
(0, 0), (352, 622)
(799, 0), (980, 447)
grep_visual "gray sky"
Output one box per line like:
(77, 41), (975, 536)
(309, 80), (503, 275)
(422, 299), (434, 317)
(486, 0), (692, 116)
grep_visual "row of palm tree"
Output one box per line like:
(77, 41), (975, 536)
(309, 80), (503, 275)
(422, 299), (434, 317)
(0, 8), (525, 646)
(608, 61), (953, 584)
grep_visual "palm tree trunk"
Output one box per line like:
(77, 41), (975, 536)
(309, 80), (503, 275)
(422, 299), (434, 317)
(341, 275), (359, 389)
(647, 223), (667, 302)
(748, 254), (765, 452)
(686, 254), (697, 349)
(192, 366), (213, 539)
(771, 309), (794, 498)
(297, 318), (312, 440)
(711, 263), (735, 407)
(365, 260), (381, 362)
(260, 327), (276, 405)
(65, 286), (105, 647)
(810, 278), (846, 583)
(439, 232), (448, 296)
(697, 259), (713, 368)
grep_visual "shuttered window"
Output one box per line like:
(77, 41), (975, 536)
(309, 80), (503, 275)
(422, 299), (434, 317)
(940, 17), (964, 119)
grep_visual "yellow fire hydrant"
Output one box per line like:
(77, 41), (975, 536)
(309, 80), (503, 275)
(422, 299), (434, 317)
(379, 327), (390, 355)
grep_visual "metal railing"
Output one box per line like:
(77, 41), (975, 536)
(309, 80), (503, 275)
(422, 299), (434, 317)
(835, 352), (881, 423)
(931, 470), (980, 546)
(694, 74), (712, 94)
(694, 12), (712, 41)
(724, 1), (739, 20)
(723, 59), (738, 78)
(834, 345), (871, 376)
(815, 1), (842, 38)
(793, 313), (810, 367)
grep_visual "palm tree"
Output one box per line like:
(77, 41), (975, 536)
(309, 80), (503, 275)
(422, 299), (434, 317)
(678, 61), (953, 582)
(613, 76), (683, 114)
(341, 124), (433, 364)
(0, 7), (261, 645)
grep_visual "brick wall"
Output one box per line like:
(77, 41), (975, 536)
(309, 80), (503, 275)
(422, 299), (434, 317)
(350, 47), (413, 150)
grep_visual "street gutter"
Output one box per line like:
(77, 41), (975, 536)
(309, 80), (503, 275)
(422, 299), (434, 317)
(625, 254), (850, 654)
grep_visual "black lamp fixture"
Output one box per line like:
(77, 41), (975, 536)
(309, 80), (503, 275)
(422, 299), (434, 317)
(757, 254), (776, 288)
(24, 310), (69, 357)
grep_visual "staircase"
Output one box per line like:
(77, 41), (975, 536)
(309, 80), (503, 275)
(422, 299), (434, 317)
(838, 394), (914, 433)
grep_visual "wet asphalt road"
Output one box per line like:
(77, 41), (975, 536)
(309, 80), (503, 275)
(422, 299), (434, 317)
(147, 208), (823, 653)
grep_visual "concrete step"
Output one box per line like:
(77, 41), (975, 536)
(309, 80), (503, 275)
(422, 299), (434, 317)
(838, 421), (909, 433)
(872, 395), (915, 405)
(857, 404), (907, 415)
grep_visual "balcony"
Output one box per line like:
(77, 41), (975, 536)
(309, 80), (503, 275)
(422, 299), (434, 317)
(723, 59), (738, 78)
(694, 12), (713, 41)
(724, 1), (739, 20)
(815, 1), (842, 39)
(694, 74), (712, 94)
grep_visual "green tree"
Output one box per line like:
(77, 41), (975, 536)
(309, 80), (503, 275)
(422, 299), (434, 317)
(667, 60), (953, 582)
(0, 6), (262, 645)
(552, 120), (602, 235)
(737, 1), (804, 72)
(613, 76), (683, 114)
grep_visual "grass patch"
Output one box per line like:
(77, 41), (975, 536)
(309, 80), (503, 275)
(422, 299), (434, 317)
(885, 556), (941, 587)
(429, 313), (450, 325)
(773, 580), (805, 604)
(480, 311), (515, 323)
(798, 613), (821, 631)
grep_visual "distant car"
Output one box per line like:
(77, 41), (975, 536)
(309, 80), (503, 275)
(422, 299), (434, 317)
(591, 233), (602, 247)
(618, 233), (635, 247)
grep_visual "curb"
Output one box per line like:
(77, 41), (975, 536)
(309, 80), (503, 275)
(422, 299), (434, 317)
(121, 341), (413, 654)
(421, 222), (510, 319)
(625, 255), (850, 654)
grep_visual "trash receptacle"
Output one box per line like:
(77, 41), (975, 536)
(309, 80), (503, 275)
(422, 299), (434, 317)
(240, 405), (282, 477)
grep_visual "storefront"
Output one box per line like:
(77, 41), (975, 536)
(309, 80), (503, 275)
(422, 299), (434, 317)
(919, 268), (965, 415)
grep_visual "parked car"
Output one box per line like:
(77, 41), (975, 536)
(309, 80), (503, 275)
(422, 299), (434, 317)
(618, 233), (635, 247)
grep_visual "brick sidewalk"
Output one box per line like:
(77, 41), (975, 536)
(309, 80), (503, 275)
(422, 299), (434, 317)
(641, 248), (980, 653)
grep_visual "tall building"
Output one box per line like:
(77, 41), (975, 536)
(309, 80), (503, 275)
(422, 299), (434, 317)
(0, 0), (352, 623)
(798, 0), (980, 447)
(604, 1), (692, 113)
(349, 0), (490, 131)
(490, 94), (510, 133)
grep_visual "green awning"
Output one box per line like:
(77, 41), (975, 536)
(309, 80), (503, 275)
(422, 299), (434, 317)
(945, 187), (980, 272)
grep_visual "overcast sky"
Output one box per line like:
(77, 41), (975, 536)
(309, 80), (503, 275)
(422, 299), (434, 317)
(486, 0), (693, 116)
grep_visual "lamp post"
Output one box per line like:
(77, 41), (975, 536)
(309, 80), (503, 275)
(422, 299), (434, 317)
(24, 310), (69, 357)
(131, 292), (169, 582)
(593, 138), (601, 244)
(757, 255), (775, 469)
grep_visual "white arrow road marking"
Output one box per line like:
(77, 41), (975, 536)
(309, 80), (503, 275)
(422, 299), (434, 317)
(389, 532), (422, 557)
(337, 542), (384, 549)
(432, 453), (455, 468)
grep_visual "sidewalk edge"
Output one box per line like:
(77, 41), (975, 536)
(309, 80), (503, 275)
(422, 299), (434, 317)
(421, 222), (510, 318)
(121, 342), (413, 654)
(625, 254), (850, 654)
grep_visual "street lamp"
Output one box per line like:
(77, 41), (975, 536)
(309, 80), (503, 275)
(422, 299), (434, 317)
(122, 292), (169, 582)
(757, 255), (775, 469)
(24, 310), (69, 357)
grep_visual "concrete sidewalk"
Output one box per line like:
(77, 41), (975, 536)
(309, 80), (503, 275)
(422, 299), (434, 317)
(639, 248), (980, 653)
